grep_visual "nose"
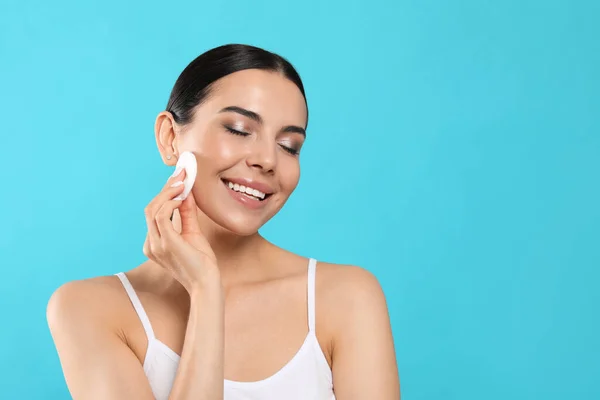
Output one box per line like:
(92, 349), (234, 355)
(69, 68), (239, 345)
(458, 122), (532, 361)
(246, 136), (277, 174)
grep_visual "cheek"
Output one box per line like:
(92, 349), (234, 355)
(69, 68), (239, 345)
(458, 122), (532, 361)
(196, 132), (241, 166)
(280, 161), (300, 194)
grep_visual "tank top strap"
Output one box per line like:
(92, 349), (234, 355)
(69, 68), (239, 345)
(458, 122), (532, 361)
(307, 258), (317, 332)
(115, 272), (155, 340)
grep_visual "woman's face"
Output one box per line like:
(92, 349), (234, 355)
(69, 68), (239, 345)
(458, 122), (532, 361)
(163, 69), (307, 236)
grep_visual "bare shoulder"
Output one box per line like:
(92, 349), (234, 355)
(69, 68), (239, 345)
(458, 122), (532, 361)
(46, 275), (128, 332)
(316, 261), (387, 306)
(314, 261), (390, 331)
(315, 261), (399, 399)
(46, 274), (159, 399)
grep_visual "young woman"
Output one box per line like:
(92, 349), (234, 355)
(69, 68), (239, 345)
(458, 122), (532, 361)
(47, 44), (400, 400)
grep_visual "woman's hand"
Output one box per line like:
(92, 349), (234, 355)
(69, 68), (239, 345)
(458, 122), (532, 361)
(143, 168), (219, 293)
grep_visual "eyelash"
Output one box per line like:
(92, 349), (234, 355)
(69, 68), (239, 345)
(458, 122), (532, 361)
(224, 126), (299, 156)
(225, 126), (250, 137)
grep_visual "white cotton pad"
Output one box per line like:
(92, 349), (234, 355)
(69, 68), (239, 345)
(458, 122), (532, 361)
(173, 151), (197, 201)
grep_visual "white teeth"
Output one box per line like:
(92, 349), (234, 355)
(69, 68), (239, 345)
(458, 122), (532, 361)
(225, 180), (266, 200)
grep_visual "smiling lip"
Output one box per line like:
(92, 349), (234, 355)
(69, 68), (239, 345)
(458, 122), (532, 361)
(221, 177), (275, 195)
(222, 179), (272, 210)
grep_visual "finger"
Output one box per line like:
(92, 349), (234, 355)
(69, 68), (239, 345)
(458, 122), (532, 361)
(179, 192), (212, 251)
(143, 234), (159, 261)
(155, 197), (184, 240)
(154, 198), (194, 260)
(143, 168), (188, 259)
(143, 235), (150, 258)
(152, 168), (187, 211)
(179, 191), (202, 236)
(145, 171), (186, 223)
(144, 177), (187, 258)
(163, 168), (187, 191)
(144, 201), (161, 244)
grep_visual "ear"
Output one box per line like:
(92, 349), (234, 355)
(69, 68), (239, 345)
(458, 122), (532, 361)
(154, 111), (179, 166)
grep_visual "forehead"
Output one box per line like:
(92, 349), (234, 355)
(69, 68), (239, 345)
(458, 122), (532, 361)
(205, 69), (307, 126)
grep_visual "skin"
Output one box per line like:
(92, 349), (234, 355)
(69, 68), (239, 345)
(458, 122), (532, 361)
(47, 69), (401, 399)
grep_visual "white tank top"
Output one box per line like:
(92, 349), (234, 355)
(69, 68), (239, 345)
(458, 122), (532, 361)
(116, 258), (336, 400)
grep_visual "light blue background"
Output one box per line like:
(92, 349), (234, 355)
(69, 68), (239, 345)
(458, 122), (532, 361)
(1, 0), (598, 399)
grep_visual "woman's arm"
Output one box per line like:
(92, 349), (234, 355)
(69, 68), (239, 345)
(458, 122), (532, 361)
(168, 275), (224, 399)
(48, 275), (224, 400)
(47, 280), (156, 399)
(329, 266), (401, 399)
(49, 168), (226, 399)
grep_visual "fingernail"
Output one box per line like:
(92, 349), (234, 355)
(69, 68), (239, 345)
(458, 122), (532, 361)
(170, 166), (184, 178)
(170, 181), (184, 188)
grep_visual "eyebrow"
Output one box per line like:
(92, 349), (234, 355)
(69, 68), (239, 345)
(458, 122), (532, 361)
(218, 106), (306, 137)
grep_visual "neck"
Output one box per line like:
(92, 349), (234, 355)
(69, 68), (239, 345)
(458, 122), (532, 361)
(170, 208), (274, 286)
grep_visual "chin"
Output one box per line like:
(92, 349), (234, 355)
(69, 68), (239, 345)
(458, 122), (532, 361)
(193, 190), (282, 238)
(207, 211), (272, 237)
(191, 176), (292, 237)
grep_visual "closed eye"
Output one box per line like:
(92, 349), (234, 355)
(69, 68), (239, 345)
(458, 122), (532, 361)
(280, 144), (299, 156)
(225, 125), (300, 156)
(224, 126), (250, 136)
